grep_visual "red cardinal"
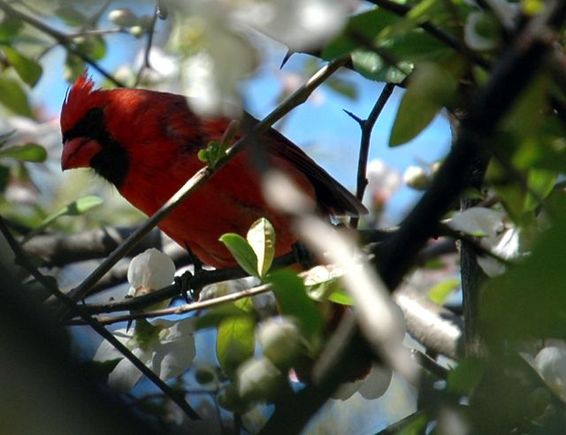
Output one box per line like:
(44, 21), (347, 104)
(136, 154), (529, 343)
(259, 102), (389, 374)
(60, 73), (365, 268)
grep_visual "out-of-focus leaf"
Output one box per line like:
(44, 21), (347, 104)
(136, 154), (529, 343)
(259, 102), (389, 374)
(21, 195), (103, 243)
(396, 412), (429, 435)
(55, 5), (88, 27)
(0, 16), (23, 44)
(351, 51), (409, 84)
(195, 305), (250, 330)
(216, 315), (255, 377)
(64, 53), (86, 83)
(67, 195), (104, 215)
(219, 233), (259, 278)
(390, 62), (458, 146)
(76, 36), (106, 60)
(0, 143), (47, 162)
(524, 169), (557, 212)
(326, 77), (358, 100)
(246, 218), (275, 278)
(447, 357), (487, 396)
(267, 269), (324, 347)
(322, 8), (398, 59)
(480, 202), (566, 342)
(2, 47), (42, 87)
(322, 8), (451, 83)
(0, 75), (34, 118)
(303, 265), (353, 305)
(0, 164), (9, 193)
(428, 278), (460, 305)
(503, 75), (548, 141)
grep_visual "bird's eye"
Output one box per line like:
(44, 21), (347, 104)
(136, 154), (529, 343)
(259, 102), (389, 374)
(85, 107), (103, 122)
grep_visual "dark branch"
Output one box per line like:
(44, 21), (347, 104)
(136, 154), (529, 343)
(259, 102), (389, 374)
(0, 216), (201, 420)
(350, 82), (396, 228)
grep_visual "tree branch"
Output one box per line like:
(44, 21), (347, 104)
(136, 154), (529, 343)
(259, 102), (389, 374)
(348, 82), (395, 228)
(0, 215), (200, 420)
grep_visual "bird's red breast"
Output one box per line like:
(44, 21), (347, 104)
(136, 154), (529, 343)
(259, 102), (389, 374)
(60, 73), (365, 267)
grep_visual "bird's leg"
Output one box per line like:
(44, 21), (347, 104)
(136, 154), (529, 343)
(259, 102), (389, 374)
(174, 271), (194, 303)
(179, 245), (204, 301)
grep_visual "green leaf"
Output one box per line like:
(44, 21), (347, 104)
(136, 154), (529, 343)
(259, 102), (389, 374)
(326, 77), (358, 100)
(64, 53), (86, 83)
(267, 269), (324, 346)
(304, 268), (353, 305)
(390, 62), (458, 146)
(524, 169), (557, 212)
(75, 36), (106, 60)
(55, 5), (88, 26)
(395, 413), (429, 435)
(0, 143), (47, 162)
(480, 203), (566, 342)
(428, 278), (460, 305)
(0, 75), (34, 118)
(195, 305), (250, 330)
(219, 233), (259, 277)
(197, 140), (227, 168)
(447, 357), (487, 396)
(0, 16), (23, 44)
(322, 8), (398, 59)
(21, 195), (103, 243)
(2, 47), (43, 87)
(351, 50), (409, 84)
(246, 218), (275, 278)
(68, 195), (104, 215)
(216, 315), (255, 377)
(328, 288), (354, 305)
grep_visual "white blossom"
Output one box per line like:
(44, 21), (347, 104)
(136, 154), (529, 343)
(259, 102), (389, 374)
(93, 317), (196, 392)
(237, 357), (283, 401)
(446, 207), (521, 277)
(127, 248), (176, 297)
(535, 344), (566, 402)
(257, 316), (303, 368)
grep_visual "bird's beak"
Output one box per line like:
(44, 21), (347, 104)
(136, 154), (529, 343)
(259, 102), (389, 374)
(61, 138), (102, 170)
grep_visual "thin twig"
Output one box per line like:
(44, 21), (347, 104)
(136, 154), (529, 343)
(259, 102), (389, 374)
(349, 82), (395, 228)
(0, 215), (200, 420)
(67, 57), (349, 303)
(134, 1), (160, 87)
(73, 281), (266, 325)
(0, 0), (124, 87)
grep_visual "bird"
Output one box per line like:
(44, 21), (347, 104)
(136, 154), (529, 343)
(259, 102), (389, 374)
(60, 73), (366, 268)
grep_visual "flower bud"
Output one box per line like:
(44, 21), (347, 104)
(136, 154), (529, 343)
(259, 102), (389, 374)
(257, 317), (303, 369)
(127, 248), (175, 297)
(237, 357), (284, 402)
(108, 8), (138, 28)
(403, 165), (430, 190)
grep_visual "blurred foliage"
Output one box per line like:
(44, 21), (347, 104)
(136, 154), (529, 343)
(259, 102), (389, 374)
(0, 0), (563, 434)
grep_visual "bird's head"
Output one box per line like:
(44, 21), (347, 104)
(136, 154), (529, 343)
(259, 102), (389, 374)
(61, 73), (204, 188)
(60, 72), (130, 186)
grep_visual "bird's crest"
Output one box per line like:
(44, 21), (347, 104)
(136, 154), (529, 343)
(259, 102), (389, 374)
(60, 71), (98, 133)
